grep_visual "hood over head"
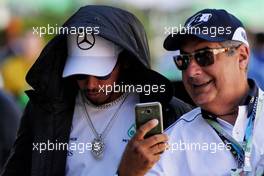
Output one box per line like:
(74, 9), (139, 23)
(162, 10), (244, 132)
(26, 5), (173, 105)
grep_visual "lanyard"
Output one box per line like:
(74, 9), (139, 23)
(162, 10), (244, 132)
(202, 88), (264, 175)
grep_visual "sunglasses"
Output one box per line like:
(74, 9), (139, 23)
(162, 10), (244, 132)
(74, 73), (111, 80)
(173, 46), (239, 70)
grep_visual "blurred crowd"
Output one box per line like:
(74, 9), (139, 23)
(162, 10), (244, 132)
(248, 33), (264, 89)
(0, 17), (44, 108)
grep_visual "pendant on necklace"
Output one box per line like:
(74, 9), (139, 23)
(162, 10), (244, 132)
(91, 137), (105, 160)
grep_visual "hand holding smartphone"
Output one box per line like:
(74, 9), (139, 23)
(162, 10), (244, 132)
(135, 102), (164, 138)
(118, 102), (167, 175)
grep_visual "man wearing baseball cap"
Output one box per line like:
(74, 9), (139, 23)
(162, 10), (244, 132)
(1, 5), (192, 176)
(147, 9), (264, 175)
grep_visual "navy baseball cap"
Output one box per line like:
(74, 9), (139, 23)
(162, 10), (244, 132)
(164, 9), (249, 51)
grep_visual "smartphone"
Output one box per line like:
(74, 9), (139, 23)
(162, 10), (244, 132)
(135, 102), (164, 138)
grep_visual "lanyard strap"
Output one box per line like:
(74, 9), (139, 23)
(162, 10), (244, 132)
(205, 119), (245, 167)
(203, 88), (264, 173)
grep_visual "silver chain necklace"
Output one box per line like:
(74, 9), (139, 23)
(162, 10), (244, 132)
(80, 91), (129, 160)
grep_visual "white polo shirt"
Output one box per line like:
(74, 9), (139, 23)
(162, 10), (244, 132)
(65, 92), (139, 176)
(147, 89), (264, 176)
